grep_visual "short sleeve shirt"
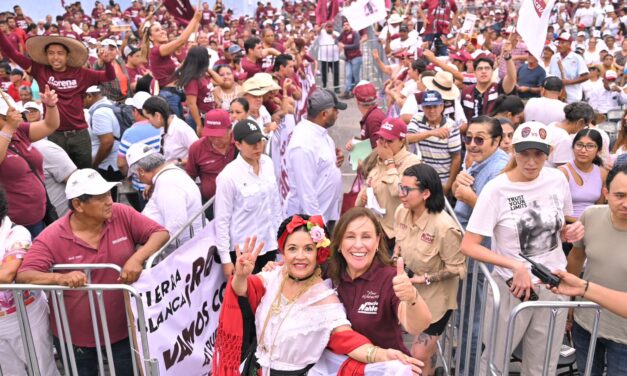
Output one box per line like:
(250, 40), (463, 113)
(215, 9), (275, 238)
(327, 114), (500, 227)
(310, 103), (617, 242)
(184, 76), (217, 113)
(19, 204), (165, 347)
(185, 138), (236, 200)
(149, 45), (177, 87)
(336, 259), (409, 355)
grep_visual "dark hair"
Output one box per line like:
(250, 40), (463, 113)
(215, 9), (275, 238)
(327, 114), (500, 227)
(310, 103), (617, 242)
(0, 62), (11, 74)
(0, 186), (8, 219)
(44, 42), (70, 54)
(564, 102), (595, 123)
(215, 64), (232, 75)
(473, 56), (494, 71)
(469, 115), (503, 141)
(543, 76), (564, 92)
(231, 97), (250, 112)
(606, 162), (627, 189)
(244, 37), (261, 54)
(67, 193), (92, 211)
(326, 207), (391, 286)
(273, 53), (293, 72)
(142, 96), (171, 121)
(173, 46), (209, 89)
(277, 214), (330, 252)
(135, 74), (153, 94)
(572, 128), (604, 166)
(402, 164), (445, 213)
(490, 95), (524, 117)
(411, 58), (427, 73)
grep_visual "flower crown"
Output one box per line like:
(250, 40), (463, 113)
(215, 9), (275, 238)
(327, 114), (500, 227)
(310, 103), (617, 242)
(278, 215), (332, 265)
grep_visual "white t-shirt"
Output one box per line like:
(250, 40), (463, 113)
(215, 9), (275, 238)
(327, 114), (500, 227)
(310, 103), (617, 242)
(547, 126), (574, 167)
(162, 116), (199, 163)
(466, 168), (572, 282)
(32, 139), (77, 217)
(523, 97), (566, 126)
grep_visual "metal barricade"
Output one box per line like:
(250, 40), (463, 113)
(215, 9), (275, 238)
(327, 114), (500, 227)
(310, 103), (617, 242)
(501, 301), (602, 376)
(146, 196), (215, 269)
(0, 264), (157, 376)
(437, 199), (502, 376)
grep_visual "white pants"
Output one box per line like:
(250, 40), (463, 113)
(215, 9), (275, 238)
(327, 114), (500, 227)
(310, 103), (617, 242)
(479, 274), (568, 376)
(0, 296), (60, 376)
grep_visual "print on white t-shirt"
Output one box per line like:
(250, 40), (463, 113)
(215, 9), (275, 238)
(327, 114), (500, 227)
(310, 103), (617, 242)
(509, 196), (563, 257)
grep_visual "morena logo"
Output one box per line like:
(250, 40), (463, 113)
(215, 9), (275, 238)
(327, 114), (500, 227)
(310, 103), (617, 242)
(532, 0), (547, 17)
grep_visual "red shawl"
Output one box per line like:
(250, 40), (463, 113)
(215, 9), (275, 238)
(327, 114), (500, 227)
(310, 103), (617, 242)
(212, 276), (265, 376)
(329, 330), (371, 376)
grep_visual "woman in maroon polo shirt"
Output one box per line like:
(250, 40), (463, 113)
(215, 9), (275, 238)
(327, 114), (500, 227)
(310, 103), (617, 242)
(141, 9), (202, 117)
(174, 46), (224, 136)
(0, 86), (59, 237)
(327, 207), (432, 355)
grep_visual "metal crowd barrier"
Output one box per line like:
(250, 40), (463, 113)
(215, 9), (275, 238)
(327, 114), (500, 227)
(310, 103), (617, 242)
(0, 264), (157, 376)
(500, 301), (602, 376)
(145, 196), (215, 269)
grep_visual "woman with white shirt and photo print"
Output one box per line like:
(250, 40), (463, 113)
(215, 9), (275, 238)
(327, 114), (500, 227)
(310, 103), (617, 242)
(461, 121), (585, 376)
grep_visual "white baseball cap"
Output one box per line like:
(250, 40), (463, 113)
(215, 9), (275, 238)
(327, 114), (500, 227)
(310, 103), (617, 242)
(101, 38), (117, 48)
(512, 121), (551, 155)
(23, 101), (43, 113)
(65, 168), (119, 199)
(124, 91), (151, 110)
(125, 143), (158, 176)
(86, 85), (101, 94)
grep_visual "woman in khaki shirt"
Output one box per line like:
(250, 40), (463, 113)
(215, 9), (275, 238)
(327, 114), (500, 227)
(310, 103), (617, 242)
(355, 117), (421, 251)
(394, 163), (466, 376)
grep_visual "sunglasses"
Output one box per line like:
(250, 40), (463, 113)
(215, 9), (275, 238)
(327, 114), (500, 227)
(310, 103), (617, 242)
(463, 136), (492, 146)
(398, 184), (420, 196)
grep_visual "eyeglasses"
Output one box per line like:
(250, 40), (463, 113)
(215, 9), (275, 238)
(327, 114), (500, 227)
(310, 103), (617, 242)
(398, 184), (420, 196)
(463, 136), (491, 146)
(574, 142), (598, 151)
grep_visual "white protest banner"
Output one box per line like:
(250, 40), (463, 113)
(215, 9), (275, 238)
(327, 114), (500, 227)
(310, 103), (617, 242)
(342, 0), (387, 32)
(131, 223), (226, 375)
(517, 0), (556, 61)
(460, 14), (477, 35)
(274, 113), (296, 203)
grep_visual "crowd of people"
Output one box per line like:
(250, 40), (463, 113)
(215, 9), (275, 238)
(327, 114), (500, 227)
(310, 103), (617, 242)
(0, 0), (627, 375)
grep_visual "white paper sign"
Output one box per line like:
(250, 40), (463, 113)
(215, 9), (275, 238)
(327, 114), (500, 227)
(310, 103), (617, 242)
(131, 224), (226, 375)
(460, 14), (478, 35)
(342, 0), (387, 32)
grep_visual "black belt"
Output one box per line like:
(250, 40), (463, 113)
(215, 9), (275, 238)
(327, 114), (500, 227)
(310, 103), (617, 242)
(160, 86), (180, 93)
(270, 364), (314, 376)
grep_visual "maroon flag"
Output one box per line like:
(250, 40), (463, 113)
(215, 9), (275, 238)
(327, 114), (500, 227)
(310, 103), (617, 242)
(163, 0), (195, 26)
(315, 0), (339, 26)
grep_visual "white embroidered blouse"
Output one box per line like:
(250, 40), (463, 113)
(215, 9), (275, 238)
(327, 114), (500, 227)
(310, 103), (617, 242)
(254, 267), (350, 373)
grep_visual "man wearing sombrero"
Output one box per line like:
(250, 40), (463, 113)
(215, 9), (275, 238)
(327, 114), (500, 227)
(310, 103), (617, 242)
(0, 33), (116, 169)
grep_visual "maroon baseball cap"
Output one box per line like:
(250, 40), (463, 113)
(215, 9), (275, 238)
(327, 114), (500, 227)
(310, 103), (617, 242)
(352, 81), (377, 103)
(376, 118), (407, 140)
(203, 109), (231, 137)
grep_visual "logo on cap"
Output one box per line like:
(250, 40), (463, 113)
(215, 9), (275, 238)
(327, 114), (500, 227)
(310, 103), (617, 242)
(521, 127), (531, 138)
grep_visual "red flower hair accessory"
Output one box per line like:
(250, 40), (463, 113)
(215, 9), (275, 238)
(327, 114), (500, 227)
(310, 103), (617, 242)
(277, 215), (332, 265)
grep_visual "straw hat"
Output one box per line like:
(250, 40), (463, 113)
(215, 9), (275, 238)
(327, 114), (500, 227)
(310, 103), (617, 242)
(422, 71), (460, 101)
(25, 35), (89, 68)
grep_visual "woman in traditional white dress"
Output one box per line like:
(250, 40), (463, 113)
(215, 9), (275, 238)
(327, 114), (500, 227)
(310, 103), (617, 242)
(212, 214), (423, 376)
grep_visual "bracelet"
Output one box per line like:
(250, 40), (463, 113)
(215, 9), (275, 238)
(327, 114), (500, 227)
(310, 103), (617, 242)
(0, 131), (13, 142)
(366, 345), (377, 363)
(384, 158), (395, 166)
(503, 54), (512, 61)
(424, 272), (432, 286)
(582, 280), (590, 298)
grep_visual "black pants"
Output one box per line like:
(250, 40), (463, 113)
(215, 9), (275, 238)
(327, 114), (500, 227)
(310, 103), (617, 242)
(97, 167), (124, 202)
(53, 336), (133, 376)
(321, 61), (340, 92)
(48, 129), (92, 169)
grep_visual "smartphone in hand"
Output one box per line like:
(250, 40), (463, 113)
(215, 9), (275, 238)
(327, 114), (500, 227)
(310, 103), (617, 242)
(506, 277), (539, 301)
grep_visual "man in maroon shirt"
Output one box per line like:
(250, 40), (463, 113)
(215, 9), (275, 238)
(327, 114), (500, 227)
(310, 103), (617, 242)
(241, 37), (264, 79)
(0, 19), (22, 54)
(186, 109), (236, 219)
(273, 54), (302, 100)
(345, 81), (384, 150)
(17, 168), (169, 376)
(0, 33), (116, 169)
(337, 20), (363, 99)
(13, 6), (33, 31)
(419, 0), (458, 56)
(260, 27), (284, 71)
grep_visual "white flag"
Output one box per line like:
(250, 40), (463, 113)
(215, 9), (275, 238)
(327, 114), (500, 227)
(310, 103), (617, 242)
(342, 0), (387, 32)
(517, 0), (556, 61)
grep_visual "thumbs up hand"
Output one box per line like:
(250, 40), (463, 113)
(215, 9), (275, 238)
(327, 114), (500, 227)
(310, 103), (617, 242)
(392, 257), (418, 303)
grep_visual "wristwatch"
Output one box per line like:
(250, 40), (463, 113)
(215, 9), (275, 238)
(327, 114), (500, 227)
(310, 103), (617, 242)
(503, 53), (512, 61)
(384, 159), (395, 166)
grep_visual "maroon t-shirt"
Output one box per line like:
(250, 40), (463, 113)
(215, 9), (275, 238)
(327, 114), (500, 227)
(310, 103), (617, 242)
(30, 62), (115, 131)
(335, 259), (409, 355)
(150, 45), (178, 88)
(184, 76), (217, 113)
(0, 123), (46, 226)
(241, 56), (263, 79)
(201, 10), (215, 26)
(185, 138), (235, 200)
(19, 203), (166, 347)
(126, 65), (148, 85)
(360, 106), (385, 148)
